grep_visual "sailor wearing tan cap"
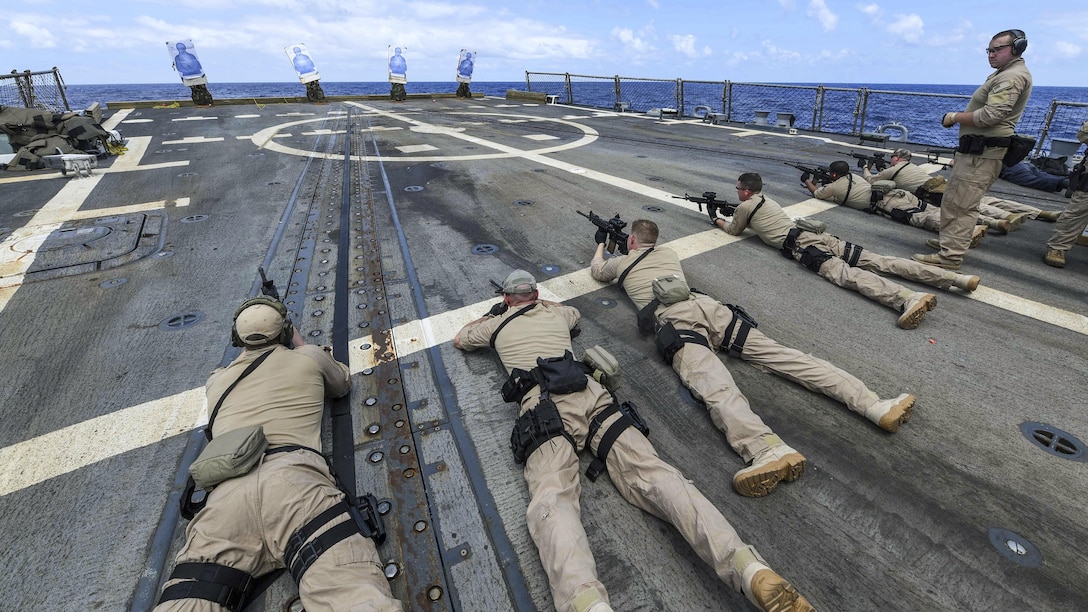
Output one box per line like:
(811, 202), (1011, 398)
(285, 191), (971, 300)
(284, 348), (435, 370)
(454, 270), (816, 612)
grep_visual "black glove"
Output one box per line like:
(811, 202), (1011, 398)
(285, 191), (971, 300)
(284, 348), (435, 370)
(487, 302), (509, 317)
(594, 229), (608, 245)
(800, 172), (812, 184)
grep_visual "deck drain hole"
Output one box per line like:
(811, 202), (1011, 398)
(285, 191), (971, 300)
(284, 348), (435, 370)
(430, 162), (447, 168)
(99, 278), (127, 289)
(404, 185), (424, 192)
(541, 264), (561, 275)
(531, 168), (547, 173)
(159, 311), (205, 330)
(515, 200), (533, 206)
(248, 152), (265, 157)
(1020, 422), (1085, 461)
(177, 172), (196, 177)
(180, 215), (208, 223)
(14, 209), (39, 217)
(643, 205), (664, 213)
(472, 244), (498, 255)
(988, 528), (1043, 568)
(647, 176), (662, 182)
(596, 297), (618, 308)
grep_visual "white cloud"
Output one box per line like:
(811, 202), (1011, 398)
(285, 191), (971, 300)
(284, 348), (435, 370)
(671, 34), (711, 58)
(611, 26), (655, 55)
(761, 40), (801, 62)
(778, 0), (797, 10)
(858, 3), (880, 18)
(646, 0), (660, 9)
(10, 20), (57, 49)
(1052, 41), (1082, 59)
(886, 13), (924, 43)
(807, 0), (838, 32)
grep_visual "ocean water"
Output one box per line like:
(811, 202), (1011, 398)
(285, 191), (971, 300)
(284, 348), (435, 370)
(57, 80), (1088, 151)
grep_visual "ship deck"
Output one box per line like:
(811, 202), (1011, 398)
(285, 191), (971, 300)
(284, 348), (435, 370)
(0, 96), (1085, 611)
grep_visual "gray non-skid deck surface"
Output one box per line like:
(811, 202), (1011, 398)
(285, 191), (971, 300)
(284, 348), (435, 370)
(0, 98), (1083, 610)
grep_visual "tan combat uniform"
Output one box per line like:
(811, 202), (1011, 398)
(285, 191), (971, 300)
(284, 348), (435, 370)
(1046, 120), (1088, 254)
(813, 173), (872, 210)
(867, 160), (932, 193)
(591, 239), (904, 432)
(455, 303), (761, 612)
(723, 194), (968, 314)
(156, 344), (403, 612)
(938, 56), (1033, 263)
(876, 191), (1031, 233)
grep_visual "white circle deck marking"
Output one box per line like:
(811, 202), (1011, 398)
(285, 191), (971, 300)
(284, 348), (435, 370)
(249, 110), (598, 162)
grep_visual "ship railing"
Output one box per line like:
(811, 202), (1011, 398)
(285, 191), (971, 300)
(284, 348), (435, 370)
(526, 71), (1087, 157)
(0, 68), (70, 113)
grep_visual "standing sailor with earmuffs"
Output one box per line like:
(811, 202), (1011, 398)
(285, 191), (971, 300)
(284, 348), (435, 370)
(155, 296), (404, 611)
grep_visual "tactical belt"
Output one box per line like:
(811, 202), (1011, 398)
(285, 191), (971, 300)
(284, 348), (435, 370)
(584, 401), (650, 481)
(655, 322), (711, 365)
(722, 304), (758, 358)
(780, 227), (804, 259)
(285, 500), (365, 583)
(158, 563), (255, 611)
(841, 242), (863, 267)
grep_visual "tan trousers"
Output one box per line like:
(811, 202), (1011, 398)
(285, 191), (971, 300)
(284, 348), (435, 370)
(1047, 190), (1088, 252)
(939, 153), (1003, 262)
(521, 380), (752, 611)
(794, 232), (950, 311)
(155, 450), (402, 612)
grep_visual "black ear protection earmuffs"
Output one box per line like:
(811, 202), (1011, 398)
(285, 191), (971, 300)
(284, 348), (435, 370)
(231, 296), (294, 347)
(1009, 29), (1028, 56)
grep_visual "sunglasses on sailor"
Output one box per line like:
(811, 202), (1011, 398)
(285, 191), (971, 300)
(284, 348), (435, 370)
(985, 44), (1011, 55)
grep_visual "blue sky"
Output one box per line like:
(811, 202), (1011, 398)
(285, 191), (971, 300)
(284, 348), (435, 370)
(2, 0), (1086, 86)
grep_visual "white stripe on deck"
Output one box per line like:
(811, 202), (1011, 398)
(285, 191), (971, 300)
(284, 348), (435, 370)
(0, 389), (206, 496)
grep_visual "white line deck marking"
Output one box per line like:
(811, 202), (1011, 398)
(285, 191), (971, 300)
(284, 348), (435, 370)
(162, 136), (224, 144)
(171, 116), (218, 122)
(0, 389), (206, 496)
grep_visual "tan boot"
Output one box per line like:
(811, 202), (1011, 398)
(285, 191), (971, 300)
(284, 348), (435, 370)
(1036, 210), (1062, 222)
(1006, 212), (1029, 232)
(1043, 249), (1066, 268)
(573, 587), (611, 612)
(733, 548), (817, 612)
(986, 217), (1010, 234)
(898, 292), (936, 329)
(864, 393), (916, 432)
(733, 434), (806, 498)
(952, 274), (980, 291)
(911, 252), (960, 270)
(970, 225), (987, 248)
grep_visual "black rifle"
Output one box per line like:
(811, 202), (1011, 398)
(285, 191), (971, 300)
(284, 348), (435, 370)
(258, 266), (281, 300)
(785, 161), (832, 185)
(838, 151), (890, 172)
(674, 191), (738, 222)
(923, 148), (956, 167)
(578, 210), (629, 255)
(257, 266), (293, 348)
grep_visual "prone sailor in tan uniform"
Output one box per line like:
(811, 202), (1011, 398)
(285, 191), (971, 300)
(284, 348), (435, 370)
(913, 29), (1034, 269)
(156, 297), (403, 612)
(1043, 119), (1088, 268)
(454, 270), (817, 612)
(863, 149), (1058, 241)
(718, 173), (982, 329)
